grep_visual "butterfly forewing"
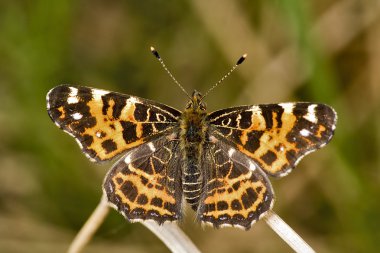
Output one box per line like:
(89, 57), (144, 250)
(199, 141), (274, 229)
(103, 134), (183, 223)
(207, 103), (337, 177)
(47, 85), (181, 162)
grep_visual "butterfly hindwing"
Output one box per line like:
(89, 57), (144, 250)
(198, 140), (274, 229)
(207, 103), (337, 177)
(47, 85), (181, 162)
(103, 134), (183, 223)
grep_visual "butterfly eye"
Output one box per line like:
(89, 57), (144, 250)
(199, 102), (207, 111)
(186, 102), (192, 109)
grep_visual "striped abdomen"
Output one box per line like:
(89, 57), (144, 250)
(179, 108), (208, 210)
(182, 143), (204, 210)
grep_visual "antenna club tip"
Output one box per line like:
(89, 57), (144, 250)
(236, 53), (247, 65)
(150, 46), (160, 59)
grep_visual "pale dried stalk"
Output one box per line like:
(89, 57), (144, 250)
(68, 194), (110, 253)
(67, 194), (201, 253)
(142, 221), (201, 253)
(264, 210), (315, 253)
(69, 195), (314, 253)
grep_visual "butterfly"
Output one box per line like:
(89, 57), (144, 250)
(46, 51), (337, 230)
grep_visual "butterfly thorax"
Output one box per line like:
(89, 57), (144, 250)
(179, 91), (209, 209)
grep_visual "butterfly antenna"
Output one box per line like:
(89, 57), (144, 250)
(150, 46), (191, 99)
(201, 53), (247, 100)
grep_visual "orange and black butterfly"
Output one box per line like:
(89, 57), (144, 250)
(47, 52), (336, 230)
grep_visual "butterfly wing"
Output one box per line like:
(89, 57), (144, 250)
(198, 140), (274, 229)
(47, 85), (181, 162)
(207, 103), (337, 177)
(103, 134), (183, 223)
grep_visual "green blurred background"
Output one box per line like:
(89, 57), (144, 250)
(0, 0), (379, 252)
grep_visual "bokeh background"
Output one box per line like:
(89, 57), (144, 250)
(1, 0), (379, 252)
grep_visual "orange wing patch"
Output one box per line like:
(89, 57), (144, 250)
(109, 170), (177, 221)
(47, 85), (181, 162)
(199, 143), (274, 229)
(103, 136), (182, 223)
(208, 103), (337, 177)
(236, 106), (299, 176)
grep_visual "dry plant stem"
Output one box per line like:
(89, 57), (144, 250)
(67, 194), (201, 253)
(142, 220), (202, 253)
(264, 210), (315, 253)
(67, 197), (313, 253)
(67, 194), (110, 253)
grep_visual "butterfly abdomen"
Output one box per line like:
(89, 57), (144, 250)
(180, 109), (208, 209)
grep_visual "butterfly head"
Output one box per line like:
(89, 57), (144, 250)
(185, 90), (207, 111)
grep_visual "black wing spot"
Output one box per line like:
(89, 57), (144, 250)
(101, 139), (118, 153)
(121, 181), (138, 202)
(260, 150), (277, 166)
(136, 194), (148, 205)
